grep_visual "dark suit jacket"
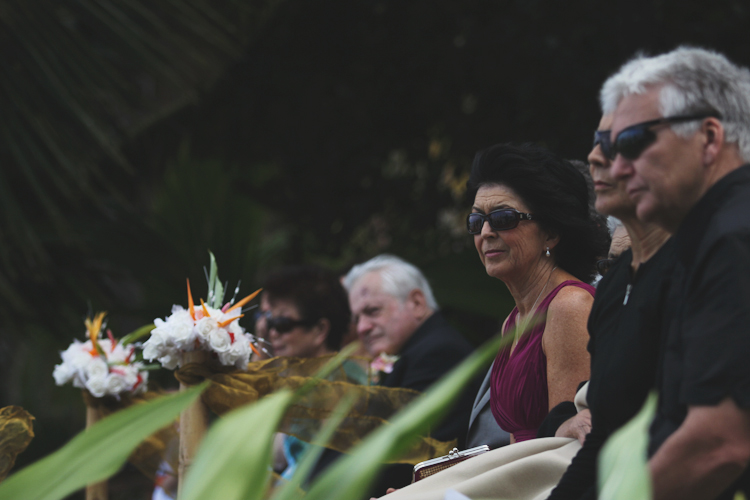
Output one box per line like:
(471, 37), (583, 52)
(379, 311), (476, 443)
(310, 312), (476, 496)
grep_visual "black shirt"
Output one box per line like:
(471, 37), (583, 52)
(649, 165), (750, 500)
(548, 238), (676, 500)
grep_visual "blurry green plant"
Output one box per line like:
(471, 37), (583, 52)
(0, 330), (504, 500)
(1, 311), (667, 500)
(0, 382), (207, 500)
(597, 392), (656, 500)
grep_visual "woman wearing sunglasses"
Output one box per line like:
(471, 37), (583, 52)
(467, 143), (608, 445)
(260, 265), (360, 481)
(546, 115), (673, 500)
(262, 265), (351, 360)
(378, 144), (609, 500)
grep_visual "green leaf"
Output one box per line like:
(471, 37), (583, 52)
(120, 323), (156, 346)
(598, 391), (657, 500)
(180, 390), (296, 500)
(303, 333), (507, 500)
(272, 393), (358, 500)
(207, 250), (223, 308)
(0, 382), (208, 500)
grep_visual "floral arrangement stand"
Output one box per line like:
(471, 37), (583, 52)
(54, 311), (152, 500)
(177, 350), (210, 494)
(140, 253), (263, 497)
(85, 404), (108, 500)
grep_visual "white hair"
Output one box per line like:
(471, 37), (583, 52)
(600, 47), (750, 162)
(343, 254), (438, 310)
(607, 216), (623, 237)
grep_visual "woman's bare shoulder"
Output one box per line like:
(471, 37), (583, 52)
(547, 283), (594, 316)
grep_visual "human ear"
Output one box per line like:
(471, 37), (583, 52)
(311, 318), (331, 347)
(702, 118), (724, 165)
(406, 289), (430, 319)
(545, 232), (561, 252)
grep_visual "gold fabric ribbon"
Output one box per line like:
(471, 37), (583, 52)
(175, 355), (456, 464)
(0, 406), (35, 482)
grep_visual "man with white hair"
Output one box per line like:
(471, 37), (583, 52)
(344, 254), (477, 494)
(601, 47), (750, 500)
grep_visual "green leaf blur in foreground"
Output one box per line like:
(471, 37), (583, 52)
(120, 323), (156, 346)
(180, 345), (359, 500)
(304, 332), (506, 500)
(272, 394), (358, 500)
(598, 391), (657, 500)
(180, 390), (295, 500)
(0, 383), (208, 500)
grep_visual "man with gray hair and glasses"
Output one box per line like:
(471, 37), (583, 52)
(601, 47), (750, 500)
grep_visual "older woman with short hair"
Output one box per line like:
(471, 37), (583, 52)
(467, 143), (609, 443)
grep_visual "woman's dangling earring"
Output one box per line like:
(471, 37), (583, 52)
(545, 247), (551, 257)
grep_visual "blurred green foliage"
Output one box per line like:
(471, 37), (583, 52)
(2, 0), (750, 497)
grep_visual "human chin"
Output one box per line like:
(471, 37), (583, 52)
(634, 193), (662, 224)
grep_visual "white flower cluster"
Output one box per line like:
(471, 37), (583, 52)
(53, 339), (148, 398)
(143, 304), (254, 370)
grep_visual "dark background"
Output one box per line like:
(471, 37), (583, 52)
(2, 0), (749, 497)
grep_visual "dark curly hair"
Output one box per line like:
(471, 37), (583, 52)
(262, 265), (351, 351)
(466, 143), (610, 283)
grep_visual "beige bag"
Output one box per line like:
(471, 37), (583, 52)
(381, 383), (589, 500)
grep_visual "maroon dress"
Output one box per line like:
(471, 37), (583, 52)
(490, 280), (595, 442)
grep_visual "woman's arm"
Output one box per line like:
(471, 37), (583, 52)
(541, 286), (592, 410)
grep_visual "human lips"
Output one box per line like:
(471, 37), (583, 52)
(593, 180), (613, 191)
(483, 248), (506, 258)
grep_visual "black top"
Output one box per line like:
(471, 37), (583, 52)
(309, 312), (476, 496)
(380, 311), (477, 443)
(548, 237), (676, 500)
(649, 165), (750, 499)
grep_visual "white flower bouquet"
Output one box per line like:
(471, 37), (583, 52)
(142, 252), (263, 370)
(53, 312), (149, 398)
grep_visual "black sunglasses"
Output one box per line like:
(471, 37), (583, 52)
(266, 316), (317, 334)
(593, 113), (721, 161)
(467, 209), (534, 235)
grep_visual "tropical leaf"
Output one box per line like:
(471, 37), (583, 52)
(271, 394), (358, 500)
(598, 392), (656, 500)
(120, 323), (156, 346)
(0, 382), (208, 500)
(180, 344), (359, 500)
(303, 332), (506, 500)
(0, 0), (281, 313)
(180, 390), (295, 500)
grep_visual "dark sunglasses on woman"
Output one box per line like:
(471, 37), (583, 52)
(466, 208), (534, 234)
(266, 315), (317, 334)
(593, 113), (721, 161)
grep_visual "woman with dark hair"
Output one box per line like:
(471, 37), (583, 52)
(466, 143), (609, 443)
(262, 265), (351, 358)
(259, 265), (361, 480)
(377, 143), (609, 500)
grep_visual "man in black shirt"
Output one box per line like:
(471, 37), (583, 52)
(601, 47), (750, 500)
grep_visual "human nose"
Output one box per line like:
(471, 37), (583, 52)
(357, 316), (373, 335)
(610, 154), (634, 181)
(480, 218), (496, 238)
(587, 144), (609, 173)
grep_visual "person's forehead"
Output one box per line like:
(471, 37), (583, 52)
(268, 297), (300, 317)
(349, 272), (395, 306)
(611, 87), (662, 136)
(473, 184), (529, 212)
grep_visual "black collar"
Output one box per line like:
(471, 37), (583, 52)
(396, 311), (443, 355)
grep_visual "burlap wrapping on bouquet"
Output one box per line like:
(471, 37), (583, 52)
(0, 406), (35, 482)
(174, 355), (456, 464)
(82, 391), (179, 480)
